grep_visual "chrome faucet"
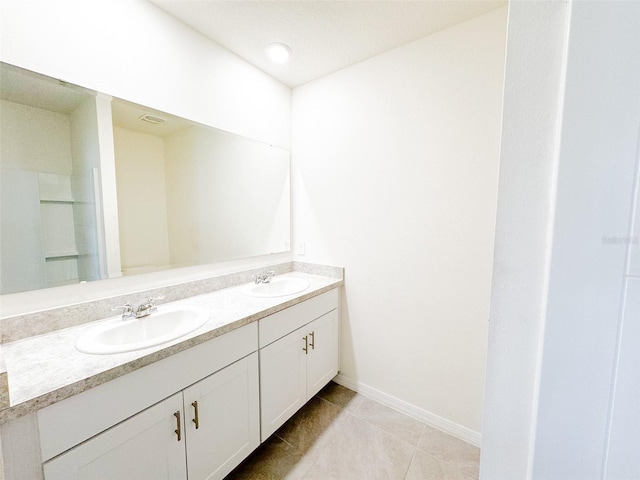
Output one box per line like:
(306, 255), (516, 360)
(252, 271), (276, 284)
(134, 296), (165, 318)
(111, 296), (165, 320)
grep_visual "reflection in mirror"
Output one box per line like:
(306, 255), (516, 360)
(0, 64), (105, 294)
(0, 63), (291, 295)
(111, 99), (291, 275)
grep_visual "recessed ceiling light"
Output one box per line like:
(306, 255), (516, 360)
(265, 42), (291, 64)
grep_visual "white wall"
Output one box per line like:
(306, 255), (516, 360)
(0, 100), (72, 175)
(482, 1), (640, 479)
(164, 127), (290, 267)
(292, 8), (507, 436)
(113, 127), (171, 275)
(0, 0), (290, 149)
(0, 0), (292, 316)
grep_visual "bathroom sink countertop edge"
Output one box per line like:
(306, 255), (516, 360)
(0, 272), (342, 423)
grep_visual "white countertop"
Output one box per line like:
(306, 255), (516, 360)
(0, 272), (342, 423)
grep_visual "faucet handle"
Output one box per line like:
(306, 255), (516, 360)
(111, 303), (133, 312)
(111, 303), (134, 319)
(145, 296), (165, 311)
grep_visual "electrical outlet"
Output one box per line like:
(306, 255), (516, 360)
(297, 242), (306, 255)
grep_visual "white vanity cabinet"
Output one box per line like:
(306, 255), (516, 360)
(0, 285), (342, 480)
(43, 392), (188, 480)
(43, 352), (259, 480)
(259, 289), (339, 440)
(182, 353), (259, 480)
(38, 323), (259, 480)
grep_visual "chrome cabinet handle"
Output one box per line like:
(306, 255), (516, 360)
(192, 401), (200, 429)
(309, 331), (315, 350)
(174, 411), (182, 441)
(303, 335), (308, 354)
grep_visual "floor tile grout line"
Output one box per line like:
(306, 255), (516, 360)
(273, 393), (347, 450)
(322, 388), (429, 448)
(301, 408), (418, 480)
(350, 404), (427, 448)
(402, 444), (421, 480)
(402, 423), (427, 480)
(274, 432), (294, 448)
(356, 415), (423, 447)
(318, 386), (481, 475)
(299, 399), (356, 480)
(315, 392), (364, 412)
(347, 411), (423, 453)
(299, 452), (321, 480)
(233, 384), (480, 479)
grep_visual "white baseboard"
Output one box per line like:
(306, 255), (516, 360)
(333, 373), (482, 447)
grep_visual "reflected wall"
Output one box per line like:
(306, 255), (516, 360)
(0, 64), (291, 295)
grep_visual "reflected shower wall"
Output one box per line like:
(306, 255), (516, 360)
(71, 169), (103, 283)
(0, 94), (106, 294)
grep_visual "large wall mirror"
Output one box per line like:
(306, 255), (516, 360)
(0, 63), (291, 295)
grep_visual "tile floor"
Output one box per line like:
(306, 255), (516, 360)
(226, 382), (480, 480)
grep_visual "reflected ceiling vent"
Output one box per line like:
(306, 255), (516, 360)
(139, 113), (166, 124)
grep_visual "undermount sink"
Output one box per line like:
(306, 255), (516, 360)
(76, 305), (210, 355)
(243, 277), (310, 298)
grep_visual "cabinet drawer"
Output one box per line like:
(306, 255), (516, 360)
(259, 289), (339, 348)
(38, 322), (257, 462)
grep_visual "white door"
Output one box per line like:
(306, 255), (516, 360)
(605, 279), (640, 479)
(306, 310), (339, 399)
(259, 326), (307, 441)
(43, 393), (186, 480)
(183, 352), (260, 480)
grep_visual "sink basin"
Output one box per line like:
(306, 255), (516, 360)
(243, 277), (310, 298)
(76, 305), (210, 355)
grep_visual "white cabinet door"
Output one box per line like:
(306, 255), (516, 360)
(259, 326), (307, 440)
(306, 310), (339, 399)
(43, 393), (186, 480)
(183, 352), (260, 480)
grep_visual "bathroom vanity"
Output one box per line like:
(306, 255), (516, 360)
(0, 266), (342, 480)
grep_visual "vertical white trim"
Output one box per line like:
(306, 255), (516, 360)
(92, 167), (108, 279)
(95, 93), (122, 279)
(527, 1), (574, 477)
